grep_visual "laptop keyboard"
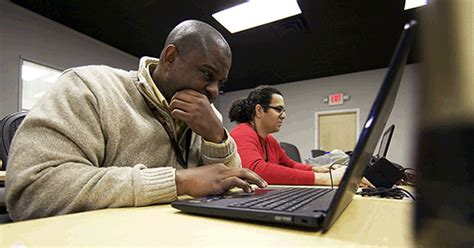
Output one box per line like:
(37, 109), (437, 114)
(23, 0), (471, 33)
(228, 188), (332, 212)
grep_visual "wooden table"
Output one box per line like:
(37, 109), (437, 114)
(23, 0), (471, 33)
(0, 193), (414, 247)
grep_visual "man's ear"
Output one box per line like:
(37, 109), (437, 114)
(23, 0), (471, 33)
(163, 44), (178, 69)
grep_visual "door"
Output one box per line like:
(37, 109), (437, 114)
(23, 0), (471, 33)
(315, 109), (359, 152)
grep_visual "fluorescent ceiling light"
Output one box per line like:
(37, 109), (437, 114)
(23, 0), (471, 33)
(404, 0), (427, 10)
(212, 0), (302, 33)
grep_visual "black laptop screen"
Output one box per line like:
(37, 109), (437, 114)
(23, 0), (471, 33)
(321, 21), (416, 232)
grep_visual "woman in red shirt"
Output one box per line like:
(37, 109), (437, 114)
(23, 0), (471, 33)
(229, 85), (347, 186)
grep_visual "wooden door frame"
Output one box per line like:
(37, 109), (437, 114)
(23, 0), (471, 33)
(314, 108), (360, 149)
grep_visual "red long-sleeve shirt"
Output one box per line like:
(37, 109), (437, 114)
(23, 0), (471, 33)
(230, 123), (315, 185)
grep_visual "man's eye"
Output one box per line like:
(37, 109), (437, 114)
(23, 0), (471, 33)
(203, 70), (212, 80)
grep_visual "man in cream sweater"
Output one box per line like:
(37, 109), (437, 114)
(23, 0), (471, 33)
(6, 20), (267, 221)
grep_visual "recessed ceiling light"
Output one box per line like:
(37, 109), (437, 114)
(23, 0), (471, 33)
(404, 0), (427, 10)
(212, 0), (302, 33)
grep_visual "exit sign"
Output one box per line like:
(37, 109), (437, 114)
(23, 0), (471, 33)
(328, 93), (344, 105)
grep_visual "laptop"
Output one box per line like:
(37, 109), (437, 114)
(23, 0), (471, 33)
(369, 124), (395, 165)
(376, 124), (395, 159)
(172, 20), (416, 232)
(364, 124), (403, 187)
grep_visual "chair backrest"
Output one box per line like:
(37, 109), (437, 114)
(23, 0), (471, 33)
(311, 149), (327, 158)
(0, 111), (28, 170)
(280, 141), (302, 163)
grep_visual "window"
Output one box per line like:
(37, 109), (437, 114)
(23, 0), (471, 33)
(20, 60), (62, 110)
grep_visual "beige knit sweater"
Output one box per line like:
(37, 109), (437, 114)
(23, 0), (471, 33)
(6, 57), (240, 221)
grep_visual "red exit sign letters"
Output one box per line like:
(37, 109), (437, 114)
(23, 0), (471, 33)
(328, 93), (344, 105)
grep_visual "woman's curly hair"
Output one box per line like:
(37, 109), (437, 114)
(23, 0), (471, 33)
(228, 85), (282, 123)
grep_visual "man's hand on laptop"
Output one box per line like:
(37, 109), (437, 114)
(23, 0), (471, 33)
(175, 164), (268, 197)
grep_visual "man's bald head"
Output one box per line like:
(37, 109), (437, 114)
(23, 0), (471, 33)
(151, 20), (232, 104)
(160, 20), (231, 60)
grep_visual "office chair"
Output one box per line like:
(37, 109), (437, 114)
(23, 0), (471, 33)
(311, 149), (327, 158)
(280, 142), (302, 163)
(1, 111), (28, 171)
(0, 111), (27, 222)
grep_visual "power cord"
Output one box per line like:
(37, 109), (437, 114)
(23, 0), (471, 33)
(357, 186), (415, 200)
(328, 157), (349, 189)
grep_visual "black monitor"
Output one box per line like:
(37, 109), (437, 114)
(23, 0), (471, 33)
(376, 124), (395, 159)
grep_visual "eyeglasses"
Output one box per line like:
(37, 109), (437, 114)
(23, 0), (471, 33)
(263, 105), (286, 114)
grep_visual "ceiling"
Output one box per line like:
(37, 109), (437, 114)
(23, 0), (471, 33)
(11, 0), (422, 93)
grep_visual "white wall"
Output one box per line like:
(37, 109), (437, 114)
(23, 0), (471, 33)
(0, 0), (139, 117)
(218, 64), (421, 168)
(0, 0), (420, 167)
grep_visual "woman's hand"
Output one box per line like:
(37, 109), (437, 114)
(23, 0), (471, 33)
(311, 163), (345, 173)
(314, 166), (347, 186)
(313, 166), (375, 188)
